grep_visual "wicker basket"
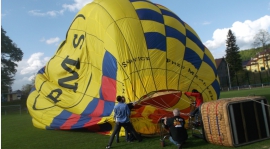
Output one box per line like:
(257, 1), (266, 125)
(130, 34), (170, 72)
(201, 96), (270, 147)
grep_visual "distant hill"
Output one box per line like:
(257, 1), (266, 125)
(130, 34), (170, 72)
(239, 44), (270, 61)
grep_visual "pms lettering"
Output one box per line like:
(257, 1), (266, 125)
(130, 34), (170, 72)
(45, 14), (85, 105)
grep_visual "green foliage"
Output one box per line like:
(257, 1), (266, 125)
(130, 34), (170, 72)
(21, 84), (33, 98)
(225, 29), (242, 79)
(1, 26), (24, 93)
(221, 70), (270, 88)
(240, 44), (270, 61)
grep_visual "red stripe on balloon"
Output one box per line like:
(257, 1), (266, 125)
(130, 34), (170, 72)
(60, 114), (80, 129)
(84, 117), (102, 128)
(101, 76), (116, 102)
(89, 99), (105, 116)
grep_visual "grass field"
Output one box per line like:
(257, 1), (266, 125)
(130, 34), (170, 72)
(2, 87), (270, 149)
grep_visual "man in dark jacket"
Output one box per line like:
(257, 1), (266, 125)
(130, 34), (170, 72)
(163, 108), (188, 149)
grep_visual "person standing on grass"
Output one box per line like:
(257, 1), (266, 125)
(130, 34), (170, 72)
(184, 89), (203, 118)
(163, 108), (188, 149)
(115, 98), (139, 143)
(106, 96), (142, 149)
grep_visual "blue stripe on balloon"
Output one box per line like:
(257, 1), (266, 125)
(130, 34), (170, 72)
(30, 87), (36, 94)
(45, 126), (54, 130)
(37, 66), (45, 74)
(81, 98), (114, 118)
(203, 55), (217, 77)
(71, 116), (91, 129)
(102, 51), (117, 80)
(184, 48), (202, 69)
(160, 9), (184, 26)
(165, 25), (186, 45)
(102, 101), (115, 116)
(186, 29), (204, 52)
(81, 98), (114, 117)
(211, 80), (220, 99)
(145, 32), (166, 51)
(136, 9), (164, 24)
(99, 89), (104, 100)
(82, 98), (99, 115)
(50, 110), (72, 129)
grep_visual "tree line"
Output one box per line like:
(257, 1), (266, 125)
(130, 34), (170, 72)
(239, 44), (270, 61)
(224, 29), (270, 89)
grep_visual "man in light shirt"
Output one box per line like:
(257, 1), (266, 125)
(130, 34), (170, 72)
(106, 96), (142, 149)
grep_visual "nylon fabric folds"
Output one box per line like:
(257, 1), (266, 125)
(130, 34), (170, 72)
(27, 0), (220, 136)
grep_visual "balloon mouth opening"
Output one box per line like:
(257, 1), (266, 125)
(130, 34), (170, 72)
(138, 90), (182, 109)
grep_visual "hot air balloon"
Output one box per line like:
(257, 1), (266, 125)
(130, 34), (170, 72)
(27, 0), (220, 136)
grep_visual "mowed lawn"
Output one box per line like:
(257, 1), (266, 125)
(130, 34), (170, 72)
(2, 87), (270, 149)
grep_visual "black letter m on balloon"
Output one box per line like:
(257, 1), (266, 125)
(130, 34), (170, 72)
(58, 56), (80, 92)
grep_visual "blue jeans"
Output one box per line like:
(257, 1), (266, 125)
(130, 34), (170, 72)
(169, 136), (182, 146)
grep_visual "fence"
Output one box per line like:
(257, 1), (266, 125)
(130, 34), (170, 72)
(219, 70), (270, 91)
(1, 105), (22, 115)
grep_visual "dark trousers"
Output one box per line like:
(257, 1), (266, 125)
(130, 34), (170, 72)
(108, 122), (141, 146)
(190, 107), (199, 117)
(190, 105), (202, 122)
(116, 128), (136, 142)
(116, 128), (129, 142)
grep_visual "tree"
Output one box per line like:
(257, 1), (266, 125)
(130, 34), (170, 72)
(225, 29), (242, 82)
(1, 26), (24, 94)
(21, 76), (35, 98)
(21, 84), (33, 98)
(253, 29), (270, 49)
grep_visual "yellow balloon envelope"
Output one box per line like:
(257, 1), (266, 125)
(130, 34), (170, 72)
(27, 0), (220, 135)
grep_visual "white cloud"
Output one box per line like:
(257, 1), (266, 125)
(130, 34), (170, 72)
(202, 21), (211, 25)
(204, 15), (270, 58)
(40, 37), (60, 45)
(63, 0), (94, 11)
(45, 37), (60, 45)
(11, 53), (50, 90)
(28, 0), (93, 17)
(28, 9), (64, 17)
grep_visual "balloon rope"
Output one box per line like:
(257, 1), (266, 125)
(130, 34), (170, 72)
(246, 97), (270, 107)
(136, 91), (173, 110)
(173, 94), (193, 104)
(154, 95), (173, 109)
(138, 99), (174, 111)
(136, 91), (194, 113)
